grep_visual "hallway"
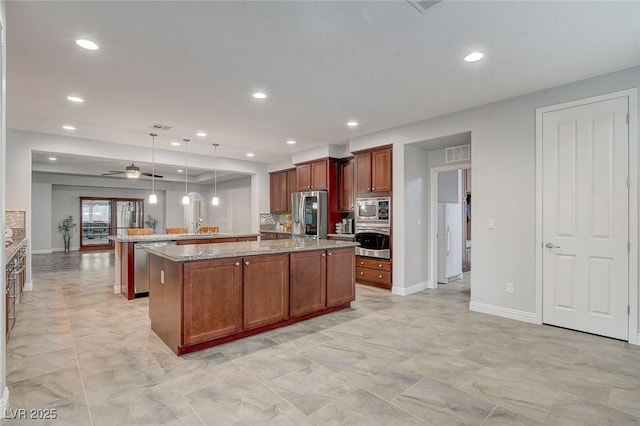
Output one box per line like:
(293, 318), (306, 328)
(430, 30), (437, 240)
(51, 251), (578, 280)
(4, 251), (640, 425)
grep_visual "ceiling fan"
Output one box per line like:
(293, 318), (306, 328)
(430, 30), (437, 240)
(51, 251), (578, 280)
(101, 163), (163, 179)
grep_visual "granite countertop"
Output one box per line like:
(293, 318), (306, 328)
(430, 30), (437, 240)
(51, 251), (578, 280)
(327, 233), (356, 239)
(5, 238), (28, 264)
(145, 238), (359, 262)
(109, 233), (260, 243)
(259, 230), (292, 235)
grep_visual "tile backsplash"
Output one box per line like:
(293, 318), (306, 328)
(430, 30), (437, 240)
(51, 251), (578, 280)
(6, 211), (26, 241)
(260, 213), (292, 231)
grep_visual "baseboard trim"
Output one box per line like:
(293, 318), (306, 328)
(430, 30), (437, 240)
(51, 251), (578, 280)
(51, 248), (79, 252)
(392, 281), (429, 296)
(23, 281), (33, 292)
(113, 285), (120, 295)
(31, 249), (53, 254)
(0, 386), (9, 419)
(469, 301), (540, 325)
(630, 333), (640, 346)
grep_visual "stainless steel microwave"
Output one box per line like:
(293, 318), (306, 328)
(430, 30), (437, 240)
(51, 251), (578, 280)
(355, 197), (391, 226)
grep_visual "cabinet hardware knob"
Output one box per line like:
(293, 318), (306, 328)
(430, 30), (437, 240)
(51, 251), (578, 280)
(360, 261), (364, 265)
(328, 252), (332, 256)
(235, 262), (240, 266)
(378, 264), (382, 267)
(360, 272), (364, 275)
(245, 261), (250, 266)
(321, 253), (326, 257)
(378, 275), (383, 278)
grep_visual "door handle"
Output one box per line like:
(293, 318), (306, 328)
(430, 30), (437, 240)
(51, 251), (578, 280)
(545, 242), (561, 249)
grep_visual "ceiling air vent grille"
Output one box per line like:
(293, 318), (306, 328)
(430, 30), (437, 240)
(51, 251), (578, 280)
(150, 123), (172, 131)
(407, 0), (441, 14)
(445, 144), (471, 163)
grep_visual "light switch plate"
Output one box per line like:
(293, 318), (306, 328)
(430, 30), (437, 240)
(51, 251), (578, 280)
(160, 270), (165, 284)
(488, 219), (495, 229)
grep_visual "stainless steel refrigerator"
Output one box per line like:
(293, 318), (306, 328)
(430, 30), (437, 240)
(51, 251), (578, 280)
(291, 191), (328, 238)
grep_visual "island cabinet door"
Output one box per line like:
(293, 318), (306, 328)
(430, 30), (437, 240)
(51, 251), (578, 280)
(243, 254), (289, 330)
(326, 248), (356, 307)
(290, 250), (327, 318)
(183, 257), (244, 345)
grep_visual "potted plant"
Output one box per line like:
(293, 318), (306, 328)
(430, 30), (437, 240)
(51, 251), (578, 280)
(145, 215), (158, 233)
(57, 215), (77, 252)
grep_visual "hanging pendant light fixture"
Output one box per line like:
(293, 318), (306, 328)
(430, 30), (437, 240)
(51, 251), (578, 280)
(211, 143), (220, 206)
(182, 138), (190, 205)
(149, 133), (158, 204)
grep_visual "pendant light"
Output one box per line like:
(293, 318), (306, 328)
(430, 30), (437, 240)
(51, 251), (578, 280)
(182, 138), (190, 205)
(148, 133), (158, 204)
(211, 143), (220, 206)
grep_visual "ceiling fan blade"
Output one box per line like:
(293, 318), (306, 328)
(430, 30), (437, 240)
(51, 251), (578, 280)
(141, 172), (164, 178)
(101, 171), (125, 176)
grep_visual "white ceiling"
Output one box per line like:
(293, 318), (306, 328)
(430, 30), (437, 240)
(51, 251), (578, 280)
(7, 1), (640, 176)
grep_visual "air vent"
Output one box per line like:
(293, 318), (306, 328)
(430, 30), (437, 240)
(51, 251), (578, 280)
(407, 0), (441, 13)
(150, 123), (172, 131)
(445, 144), (471, 163)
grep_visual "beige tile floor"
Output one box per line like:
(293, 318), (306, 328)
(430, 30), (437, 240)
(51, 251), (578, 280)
(4, 251), (640, 425)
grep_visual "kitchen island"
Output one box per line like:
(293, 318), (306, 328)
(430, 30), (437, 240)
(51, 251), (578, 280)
(110, 233), (259, 299)
(145, 238), (358, 355)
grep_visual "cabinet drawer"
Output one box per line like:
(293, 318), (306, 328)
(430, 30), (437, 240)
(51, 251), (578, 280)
(356, 257), (391, 271)
(356, 267), (391, 285)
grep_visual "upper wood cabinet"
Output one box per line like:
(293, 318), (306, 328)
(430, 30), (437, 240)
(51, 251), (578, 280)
(354, 146), (392, 195)
(269, 168), (296, 213)
(297, 160), (328, 191)
(339, 158), (355, 211)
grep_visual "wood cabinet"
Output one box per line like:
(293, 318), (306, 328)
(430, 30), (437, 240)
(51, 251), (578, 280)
(339, 158), (355, 211)
(176, 237), (257, 245)
(290, 251), (326, 317)
(149, 247), (355, 355)
(297, 160), (328, 191)
(327, 248), (356, 307)
(356, 256), (392, 289)
(270, 168), (296, 213)
(260, 232), (291, 240)
(354, 146), (392, 195)
(243, 254), (289, 330)
(183, 258), (243, 345)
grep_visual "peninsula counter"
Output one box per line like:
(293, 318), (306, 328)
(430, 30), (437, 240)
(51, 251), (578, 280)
(145, 238), (358, 355)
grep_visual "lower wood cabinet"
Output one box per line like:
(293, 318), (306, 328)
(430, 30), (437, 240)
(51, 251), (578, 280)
(356, 256), (392, 289)
(290, 251), (327, 317)
(150, 248), (354, 355)
(183, 258), (243, 345)
(243, 254), (289, 330)
(327, 248), (356, 306)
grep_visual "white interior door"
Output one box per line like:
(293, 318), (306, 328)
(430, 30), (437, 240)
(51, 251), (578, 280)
(542, 96), (629, 340)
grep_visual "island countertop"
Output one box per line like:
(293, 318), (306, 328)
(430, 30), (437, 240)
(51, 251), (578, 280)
(109, 232), (260, 243)
(145, 238), (359, 262)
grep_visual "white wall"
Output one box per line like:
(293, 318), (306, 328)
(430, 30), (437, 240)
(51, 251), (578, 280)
(437, 170), (460, 203)
(205, 177), (252, 233)
(350, 66), (640, 330)
(31, 182), (52, 252)
(401, 145), (430, 293)
(0, 0), (7, 403)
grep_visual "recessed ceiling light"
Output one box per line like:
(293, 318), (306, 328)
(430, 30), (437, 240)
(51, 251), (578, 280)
(177, 169), (183, 173)
(464, 51), (484, 62)
(347, 121), (358, 127)
(76, 39), (99, 51)
(67, 96), (84, 103)
(62, 125), (76, 131)
(252, 92), (267, 99)
(171, 141), (181, 146)
(246, 152), (255, 157)
(196, 132), (207, 137)
(49, 157), (57, 161)
(286, 140), (296, 145)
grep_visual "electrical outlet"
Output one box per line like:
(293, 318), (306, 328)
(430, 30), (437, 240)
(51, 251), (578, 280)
(161, 270), (165, 284)
(506, 282), (514, 294)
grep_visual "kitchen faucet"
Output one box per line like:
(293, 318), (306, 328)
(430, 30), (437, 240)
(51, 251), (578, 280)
(195, 218), (204, 234)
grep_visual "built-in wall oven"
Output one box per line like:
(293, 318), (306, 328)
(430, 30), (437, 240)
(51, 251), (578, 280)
(355, 197), (391, 260)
